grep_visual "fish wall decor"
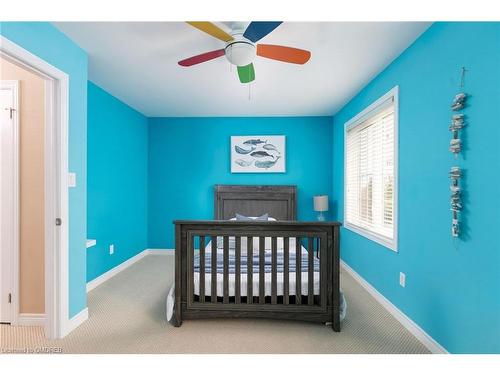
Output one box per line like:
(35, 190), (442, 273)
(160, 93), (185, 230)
(250, 151), (275, 158)
(243, 139), (267, 146)
(234, 145), (256, 154)
(231, 135), (286, 173)
(255, 156), (281, 169)
(448, 67), (468, 239)
(234, 159), (253, 167)
(263, 143), (281, 154)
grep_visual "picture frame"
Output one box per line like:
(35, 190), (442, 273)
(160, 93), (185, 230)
(231, 135), (286, 173)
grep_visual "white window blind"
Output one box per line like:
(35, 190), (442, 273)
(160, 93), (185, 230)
(344, 88), (398, 250)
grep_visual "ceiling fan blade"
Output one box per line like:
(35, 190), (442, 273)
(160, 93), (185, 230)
(178, 49), (226, 67)
(237, 63), (255, 83)
(243, 22), (282, 43)
(256, 44), (311, 64)
(186, 22), (234, 42)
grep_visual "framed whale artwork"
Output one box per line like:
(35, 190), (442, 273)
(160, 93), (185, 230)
(231, 135), (286, 173)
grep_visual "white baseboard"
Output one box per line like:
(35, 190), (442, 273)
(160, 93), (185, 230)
(86, 250), (149, 292)
(83, 249), (445, 352)
(18, 313), (45, 326)
(341, 260), (448, 354)
(86, 249), (174, 292)
(65, 249), (170, 337)
(147, 248), (174, 255)
(63, 307), (88, 336)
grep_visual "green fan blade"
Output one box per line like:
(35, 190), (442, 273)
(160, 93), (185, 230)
(237, 64), (255, 83)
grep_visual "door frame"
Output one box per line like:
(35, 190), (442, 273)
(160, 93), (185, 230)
(0, 35), (69, 339)
(0, 79), (20, 325)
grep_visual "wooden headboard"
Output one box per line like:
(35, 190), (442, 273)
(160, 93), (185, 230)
(214, 185), (297, 221)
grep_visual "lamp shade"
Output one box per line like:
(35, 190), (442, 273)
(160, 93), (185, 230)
(313, 195), (329, 212)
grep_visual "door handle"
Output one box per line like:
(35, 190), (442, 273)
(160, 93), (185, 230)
(4, 107), (15, 119)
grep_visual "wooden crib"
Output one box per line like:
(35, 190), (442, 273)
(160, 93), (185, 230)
(172, 185), (341, 331)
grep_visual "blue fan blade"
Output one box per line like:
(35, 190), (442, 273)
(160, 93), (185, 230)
(243, 21), (283, 43)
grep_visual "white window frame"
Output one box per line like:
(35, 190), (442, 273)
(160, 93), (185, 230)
(343, 86), (399, 252)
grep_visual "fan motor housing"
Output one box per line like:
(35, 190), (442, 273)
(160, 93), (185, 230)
(225, 34), (256, 67)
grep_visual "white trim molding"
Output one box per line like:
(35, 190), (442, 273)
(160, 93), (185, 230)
(147, 249), (175, 255)
(86, 250), (149, 292)
(86, 239), (97, 249)
(0, 79), (20, 326)
(86, 249), (174, 292)
(63, 307), (88, 335)
(1, 35), (70, 340)
(343, 86), (399, 252)
(18, 313), (45, 326)
(341, 260), (448, 354)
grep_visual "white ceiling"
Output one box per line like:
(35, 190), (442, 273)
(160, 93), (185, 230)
(53, 22), (431, 117)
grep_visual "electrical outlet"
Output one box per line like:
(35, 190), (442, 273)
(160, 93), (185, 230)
(109, 244), (114, 255)
(399, 272), (406, 288)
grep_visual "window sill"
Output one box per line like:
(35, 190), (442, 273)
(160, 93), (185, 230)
(344, 222), (397, 252)
(86, 239), (96, 249)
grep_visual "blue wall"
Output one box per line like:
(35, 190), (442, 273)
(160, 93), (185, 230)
(87, 82), (148, 282)
(4, 21), (498, 353)
(0, 22), (89, 318)
(148, 117), (333, 248)
(332, 22), (500, 353)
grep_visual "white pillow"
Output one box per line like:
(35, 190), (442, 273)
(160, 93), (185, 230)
(214, 216), (298, 254)
(217, 216), (270, 249)
(211, 216), (296, 255)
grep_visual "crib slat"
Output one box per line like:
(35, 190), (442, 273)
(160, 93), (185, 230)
(283, 237), (289, 305)
(271, 237), (277, 304)
(296, 237), (301, 304)
(211, 236), (217, 303)
(259, 236), (265, 304)
(247, 237), (253, 304)
(190, 234), (195, 304)
(235, 236), (241, 304)
(308, 237), (314, 305)
(199, 236), (205, 303)
(223, 236), (229, 303)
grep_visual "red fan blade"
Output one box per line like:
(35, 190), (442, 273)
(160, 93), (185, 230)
(178, 49), (225, 67)
(256, 44), (311, 64)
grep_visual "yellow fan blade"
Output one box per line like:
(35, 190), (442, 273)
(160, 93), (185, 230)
(187, 22), (234, 42)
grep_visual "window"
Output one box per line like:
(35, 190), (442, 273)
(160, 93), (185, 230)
(344, 87), (398, 251)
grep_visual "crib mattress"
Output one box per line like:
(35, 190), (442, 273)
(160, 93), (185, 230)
(194, 241), (320, 297)
(194, 270), (320, 297)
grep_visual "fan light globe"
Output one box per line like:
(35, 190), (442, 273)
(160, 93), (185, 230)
(225, 41), (256, 66)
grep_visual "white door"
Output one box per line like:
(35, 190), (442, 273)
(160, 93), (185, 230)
(0, 80), (19, 324)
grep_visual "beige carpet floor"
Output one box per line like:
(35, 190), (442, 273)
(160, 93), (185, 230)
(1, 255), (429, 354)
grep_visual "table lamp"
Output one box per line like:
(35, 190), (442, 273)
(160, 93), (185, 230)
(313, 195), (329, 221)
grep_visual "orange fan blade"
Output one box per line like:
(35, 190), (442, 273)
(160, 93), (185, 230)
(256, 44), (311, 64)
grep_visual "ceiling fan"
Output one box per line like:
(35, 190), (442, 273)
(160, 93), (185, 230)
(178, 21), (311, 83)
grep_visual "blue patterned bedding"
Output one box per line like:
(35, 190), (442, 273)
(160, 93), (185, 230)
(194, 247), (320, 274)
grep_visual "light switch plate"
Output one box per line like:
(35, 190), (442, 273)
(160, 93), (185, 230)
(68, 173), (76, 187)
